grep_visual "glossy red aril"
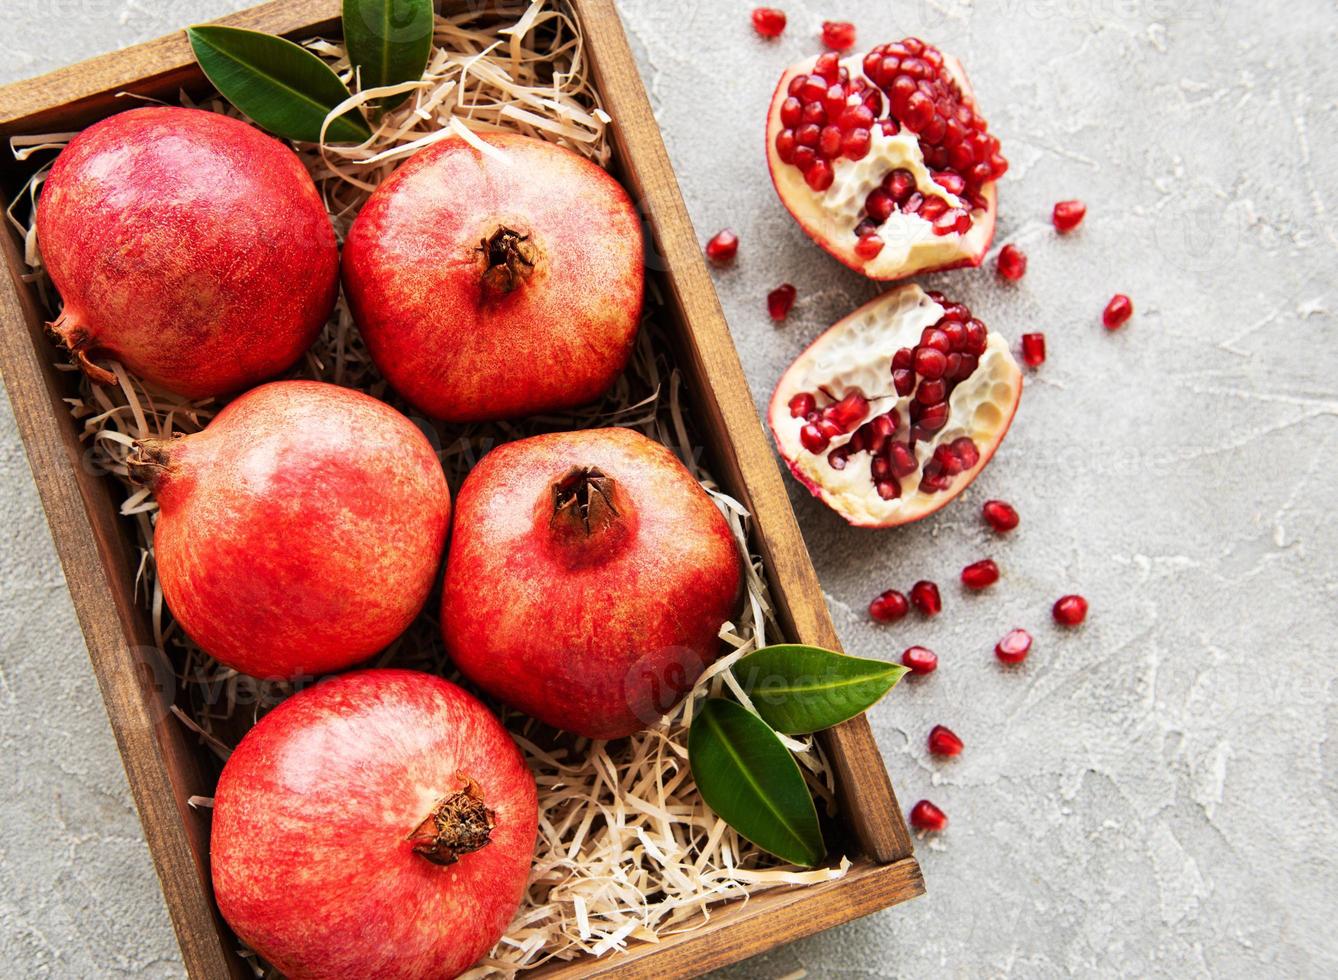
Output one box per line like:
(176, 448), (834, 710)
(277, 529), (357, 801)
(910, 580), (941, 616)
(902, 646), (938, 673)
(995, 628), (1032, 663)
(1053, 199), (1086, 232)
(1021, 332), (1046, 367)
(752, 7), (787, 38)
(769, 284), (1022, 526)
(982, 499), (1019, 532)
(1053, 594), (1089, 626)
(961, 559), (999, 589)
(211, 670), (537, 980)
(1103, 294), (1133, 330)
(869, 589), (910, 622)
(706, 229), (740, 263)
(996, 243), (1027, 281)
(342, 133), (643, 422)
(766, 38), (1004, 281)
(768, 283), (798, 321)
(442, 428), (742, 740)
(928, 724), (964, 756)
(821, 20), (856, 50)
(910, 799), (948, 831)
(36, 106), (338, 397)
(127, 381), (450, 679)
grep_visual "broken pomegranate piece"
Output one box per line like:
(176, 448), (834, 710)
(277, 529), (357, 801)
(768, 284), (1022, 527)
(766, 38), (1004, 281)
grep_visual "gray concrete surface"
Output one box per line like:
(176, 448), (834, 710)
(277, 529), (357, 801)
(3, 1), (1336, 977)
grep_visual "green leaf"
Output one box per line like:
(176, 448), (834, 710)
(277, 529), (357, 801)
(342, 0), (434, 109)
(187, 25), (371, 144)
(734, 644), (907, 735)
(688, 698), (825, 867)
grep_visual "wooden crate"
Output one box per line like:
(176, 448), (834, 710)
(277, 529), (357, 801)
(0, 1), (924, 976)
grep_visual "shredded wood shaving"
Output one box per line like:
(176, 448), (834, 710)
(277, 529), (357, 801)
(7, 3), (845, 974)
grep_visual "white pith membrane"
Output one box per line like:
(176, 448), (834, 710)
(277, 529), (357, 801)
(769, 284), (1022, 528)
(765, 53), (997, 281)
(6, 3), (846, 975)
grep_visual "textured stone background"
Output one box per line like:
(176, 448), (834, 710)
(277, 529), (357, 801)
(3, 1), (1336, 977)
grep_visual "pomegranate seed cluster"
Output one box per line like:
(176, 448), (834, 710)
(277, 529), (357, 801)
(787, 292), (992, 499)
(774, 38), (1005, 251)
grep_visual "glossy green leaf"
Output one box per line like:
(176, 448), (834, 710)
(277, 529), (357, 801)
(688, 698), (825, 867)
(734, 644), (907, 735)
(187, 26), (371, 144)
(342, 0), (434, 109)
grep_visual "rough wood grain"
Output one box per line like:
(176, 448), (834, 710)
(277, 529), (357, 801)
(0, 2), (922, 977)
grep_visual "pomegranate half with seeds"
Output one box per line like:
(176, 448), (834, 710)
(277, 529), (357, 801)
(766, 40), (1004, 281)
(211, 669), (537, 979)
(768, 284), (1022, 527)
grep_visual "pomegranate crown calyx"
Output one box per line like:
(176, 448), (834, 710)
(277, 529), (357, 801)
(550, 466), (621, 536)
(126, 437), (177, 490)
(477, 226), (536, 297)
(408, 775), (496, 866)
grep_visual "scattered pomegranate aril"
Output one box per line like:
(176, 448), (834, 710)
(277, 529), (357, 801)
(901, 646), (938, 673)
(910, 580), (941, 616)
(705, 229), (739, 263)
(1053, 594), (1089, 626)
(994, 628), (1032, 664)
(1103, 294), (1133, 330)
(982, 499), (1019, 532)
(869, 589), (910, 622)
(909, 799), (948, 832)
(961, 558), (999, 589)
(821, 20), (857, 51)
(996, 243), (1027, 281)
(768, 283), (798, 321)
(1021, 332), (1046, 367)
(928, 724), (964, 756)
(1052, 199), (1086, 232)
(751, 7), (787, 38)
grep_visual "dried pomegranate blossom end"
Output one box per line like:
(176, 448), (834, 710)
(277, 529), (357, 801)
(751, 7), (787, 38)
(774, 38), (1006, 241)
(477, 227), (536, 297)
(408, 776), (495, 866)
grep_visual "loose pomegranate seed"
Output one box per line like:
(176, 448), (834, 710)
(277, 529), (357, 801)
(982, 500), (1019, 532)
(961, 559), (999, 590)
(767, 283), (797, 321)
(821, 20), (856, 50)
(901, 646), (938, 673)
(996, 243), (1027, 281)
(927, 724), (963, 756)
(910, 580), (941, 616)
(909, 799), (947, 832)
(1020, 332), (1046, 367)
(1053, 594), (1089, 626)
(1052, 199), (1086, 232)
(869, 589), (909, 622)
(751, 7), (787, 38)
(704, 229), (738, 263)
(994, 628), (1032, 664)
(1103, 294), (1133, 330)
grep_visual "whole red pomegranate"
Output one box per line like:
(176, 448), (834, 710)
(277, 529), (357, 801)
(769, 284), (1021, 527)
(766, 41), (1004, 281)
(36, 106), (338, 397)
(129, 381), (449, 678)
(441, 427), (741, 739)
(341, 132), (644, 422)
(212, 669), (537, 980)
